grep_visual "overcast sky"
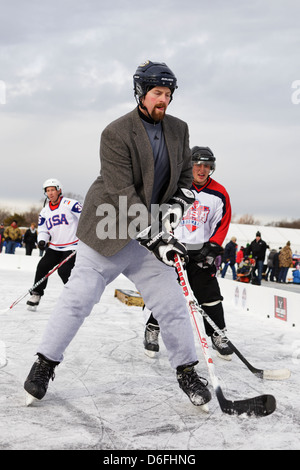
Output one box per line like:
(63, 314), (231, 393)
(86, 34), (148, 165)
(1, 0), (299, 224)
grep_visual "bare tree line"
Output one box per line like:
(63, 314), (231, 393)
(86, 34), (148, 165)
(232, 214), (300, 229)
(0, 193), (83, 227)
(1, 204), (300, 229)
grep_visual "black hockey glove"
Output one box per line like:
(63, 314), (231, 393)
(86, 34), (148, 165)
(161, 187), (195, 232)
(189, 242), (223, 269)
(38, 240), (47, 251)
(137, 226), (188, 268)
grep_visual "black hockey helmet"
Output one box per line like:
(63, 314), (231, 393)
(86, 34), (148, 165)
(191, 146), (216, 175)
(133, 60), (178, 103)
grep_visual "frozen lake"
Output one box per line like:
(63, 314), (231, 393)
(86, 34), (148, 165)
(0, 251), (299, 451)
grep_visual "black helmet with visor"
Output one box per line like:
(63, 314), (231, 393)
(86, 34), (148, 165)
(191, 146), (216, 176)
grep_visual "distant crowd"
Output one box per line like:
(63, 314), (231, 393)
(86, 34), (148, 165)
(1, 221), (300, 285)
(0, 220), (41, 256)
(219, 231), (300, 285)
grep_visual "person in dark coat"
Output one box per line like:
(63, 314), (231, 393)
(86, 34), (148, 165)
(246, 231), (268, 285)
(23, 223), (38, 256)
(265, 248), (277, 281)
(273, 248), (281, 281)
(0, 222), (4, 253)
(221, 236), (237, 280)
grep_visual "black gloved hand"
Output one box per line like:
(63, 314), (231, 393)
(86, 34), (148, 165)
(137, 226), (188, 268)
(38, 240), (47, 251)
(189, 242), (223, 268)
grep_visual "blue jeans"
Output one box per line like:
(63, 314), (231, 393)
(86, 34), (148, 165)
(278, 267), (289, 283)
(5, 240), (17, 254)
(253, 260), (263, 285)
(221, 263), (237, 280)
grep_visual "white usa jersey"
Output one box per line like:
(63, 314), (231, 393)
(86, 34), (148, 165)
(38, 197), (82, 251)
(174, 178), (231, 250)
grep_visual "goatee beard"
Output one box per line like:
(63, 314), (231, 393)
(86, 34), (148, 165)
(151, 106), (166, 121)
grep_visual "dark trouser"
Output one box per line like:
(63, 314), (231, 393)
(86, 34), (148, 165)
(25, 245), (35, 256)
(33, 248), (76, 296)
(147, 261), (226, 337)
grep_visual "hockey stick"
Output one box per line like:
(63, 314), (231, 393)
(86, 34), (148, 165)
(5, 250), (76, 311)
(196, 304), (290, 381)
(174, 254), (276, 417)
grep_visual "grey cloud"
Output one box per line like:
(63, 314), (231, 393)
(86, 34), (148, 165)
(0, 0), (300, 222)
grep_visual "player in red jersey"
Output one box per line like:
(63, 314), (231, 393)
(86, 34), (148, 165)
(144, 146), (233, 360)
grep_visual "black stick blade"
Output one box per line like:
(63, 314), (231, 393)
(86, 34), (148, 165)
(216, 387), (276, 417)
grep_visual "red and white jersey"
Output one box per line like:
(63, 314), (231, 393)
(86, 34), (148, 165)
(174, 178), (231, 250)
(38, 196), (82, 251)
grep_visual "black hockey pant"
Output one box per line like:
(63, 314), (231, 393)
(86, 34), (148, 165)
(33, 248), (76, 296)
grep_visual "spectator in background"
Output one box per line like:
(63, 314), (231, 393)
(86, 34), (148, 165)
(236, 245), (244, 267)
(292, 264), (300, 284)
(23, 223), (38, 256)
(0, 222), (4, 253)
(221, 236), (237, 280)
(273, 248), (281, 281)
(278, 241), (293, 284)
(265, 248), (277, 281)
(4, 220), (22, 254)
(246, 231), (268, 285)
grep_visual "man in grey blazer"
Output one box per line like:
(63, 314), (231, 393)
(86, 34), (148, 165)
(24, 61), (211, 409)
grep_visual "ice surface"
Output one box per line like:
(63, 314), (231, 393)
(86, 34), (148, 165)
(0, 251), (299, 450)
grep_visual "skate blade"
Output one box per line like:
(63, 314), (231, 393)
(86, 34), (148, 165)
(144, 349), (157, 358)
(27, 305), (38, 312)
(216, 352), (232, 361)
(25, 392), (37, 406)
(200, 403), (209, 413)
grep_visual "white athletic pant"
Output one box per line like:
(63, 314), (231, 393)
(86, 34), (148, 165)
(38, 240), (198, 369)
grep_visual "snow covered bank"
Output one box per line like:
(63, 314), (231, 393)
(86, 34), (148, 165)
(219, 277), (299, 329)
(0, 248), (41, 272)
(1, 250), (298, 330)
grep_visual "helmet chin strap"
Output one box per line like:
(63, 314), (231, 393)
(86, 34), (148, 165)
(47, 191), (62, 206)
(138, 98), (156, 122)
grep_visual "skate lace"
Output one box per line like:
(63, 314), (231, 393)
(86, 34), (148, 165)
(213, 331), (229, 349)
(33, 357), (56, 384)
(180, 368), (208, 393)
(146, 326), (159, 343)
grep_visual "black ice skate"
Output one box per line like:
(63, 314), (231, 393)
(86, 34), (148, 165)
(143, 323), (160, 358)
(211, 330), (233, 361)
(26, 291), (41, 311)
(177, 362), (211, 410)
(24, 353), (59, 406)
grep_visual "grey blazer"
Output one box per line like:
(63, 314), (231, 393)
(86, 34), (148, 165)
(77, 107), (193, 256)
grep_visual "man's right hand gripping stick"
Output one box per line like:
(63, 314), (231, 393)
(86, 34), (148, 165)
(137, 226), (188, 268)
(136, 187), (194, 267)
